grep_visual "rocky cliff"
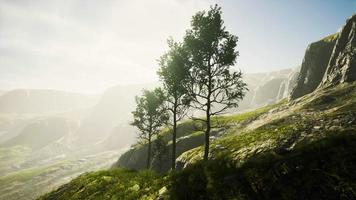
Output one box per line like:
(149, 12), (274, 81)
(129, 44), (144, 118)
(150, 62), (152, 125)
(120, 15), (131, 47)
(237, 68), (299, 110)
(291, 14), (356, 99)
(289, 34), (338, 99)
(320, 14), (356, 87)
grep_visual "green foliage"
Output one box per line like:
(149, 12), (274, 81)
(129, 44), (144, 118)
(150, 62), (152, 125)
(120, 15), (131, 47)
(157, 38), (191, 170)
(43, 82), (356, 200)
(184, 4), (247, 112)
(116, 101), (285, 173)
(183, 4), (247, 160)
(157, 39), (190, 107)
(152, 135), (169, 172)
(131, 88), (169, 168)
(131, 88), (169, 138)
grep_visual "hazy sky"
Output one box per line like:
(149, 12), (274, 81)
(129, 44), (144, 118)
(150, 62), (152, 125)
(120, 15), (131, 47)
(0, 0), (355, 93)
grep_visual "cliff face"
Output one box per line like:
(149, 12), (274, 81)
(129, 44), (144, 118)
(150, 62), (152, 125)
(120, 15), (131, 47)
(289, 34), (338, 100)
(238, 68), (298, 109)
(320, 14), (356, 87)
(291, 14), (356, 100)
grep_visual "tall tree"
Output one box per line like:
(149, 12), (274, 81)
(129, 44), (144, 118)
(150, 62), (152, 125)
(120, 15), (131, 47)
(184, 5), (247, 161)
(131, 88), (169, 169)
(157, 39), (191, 170)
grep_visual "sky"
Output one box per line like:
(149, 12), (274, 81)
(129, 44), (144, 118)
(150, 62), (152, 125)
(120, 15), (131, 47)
(0, 0), (355, 94)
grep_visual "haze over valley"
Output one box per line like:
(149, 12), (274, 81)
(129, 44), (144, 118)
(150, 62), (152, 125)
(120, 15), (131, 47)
(0, 1), (355, 200)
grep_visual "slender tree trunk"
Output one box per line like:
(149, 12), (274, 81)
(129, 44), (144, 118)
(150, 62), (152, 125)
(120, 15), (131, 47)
(172, 102), (177, 170)
(204, 60), (212, 161)
(147, 134), (151, 169)
(204, 104), (211, 161)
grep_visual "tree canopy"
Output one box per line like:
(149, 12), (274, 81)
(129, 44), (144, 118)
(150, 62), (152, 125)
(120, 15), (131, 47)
(184, 5), (247, 161)
(131, 88), (169, 168)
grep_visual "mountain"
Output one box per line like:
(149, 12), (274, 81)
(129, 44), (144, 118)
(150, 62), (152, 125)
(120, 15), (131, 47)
(72, 84), (153, 147)
(290, 14), (356, 99)
(40, 81), (356, 200)
(2, 117), (78, 150)
(242, 68), (299, 108)
(0, 85), (157, 200)
(320, 14), (356, 87)
(4, 13), (356, 199)
(0, 89), (99, 114)
(38, 14), (356, 200)
(289, 34), (338, 99)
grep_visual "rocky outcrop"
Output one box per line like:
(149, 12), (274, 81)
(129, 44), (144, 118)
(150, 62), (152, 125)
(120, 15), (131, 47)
(320, 14), (356, 87)
(289, 34), (338, 100)
(291, 14), (356, 99)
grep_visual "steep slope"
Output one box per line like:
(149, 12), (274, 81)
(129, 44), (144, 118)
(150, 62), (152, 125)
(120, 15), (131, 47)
(291, 14), (356, 100)
(289, 33), (338, 99)
(40, 81), (356, 200)
(113, 103), (284, 172)
(36, 13), (356, 200)
(320, 14), (356, 87)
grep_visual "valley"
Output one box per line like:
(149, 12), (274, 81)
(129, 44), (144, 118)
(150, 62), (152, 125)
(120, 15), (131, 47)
(0, 2), (355, 200)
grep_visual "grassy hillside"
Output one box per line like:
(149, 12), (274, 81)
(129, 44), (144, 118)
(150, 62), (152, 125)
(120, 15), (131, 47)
(39, 82), (356, 200)
(0, 149), (120, 200)
(114, 100), (284, 172)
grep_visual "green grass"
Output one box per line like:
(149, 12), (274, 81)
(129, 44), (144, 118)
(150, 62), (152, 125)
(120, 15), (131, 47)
(41, 132), (356, 200)
(214, 99), (287, 125)
(42, 82), (356, 200)
(39, 168), (164, 200)
(168, 132), (356, 200)
(0, 161), (69, 187)
(322, 32), (339, 42)
(116, 100), (287, 172)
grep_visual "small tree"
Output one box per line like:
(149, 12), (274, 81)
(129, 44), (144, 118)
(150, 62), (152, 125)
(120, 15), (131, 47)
(152, 135), (169, 172)
(184, 5), (247, 161)
(131, 88), (169, 169)
(157, 39), (190, 170)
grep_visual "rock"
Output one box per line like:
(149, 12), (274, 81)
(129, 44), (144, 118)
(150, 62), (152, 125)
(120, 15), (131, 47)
(320, 14), (356, 87)
(158, 186), (168, 199)
(129, 184), (140, 191)
(328, 126), (340, 131)
(313, 126), (321, 130)
(289, 33), (338, 100)
(333, 119), (341, 124)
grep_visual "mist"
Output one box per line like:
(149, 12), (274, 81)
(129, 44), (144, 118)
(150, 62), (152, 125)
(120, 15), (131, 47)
(1, 1), (355, 200)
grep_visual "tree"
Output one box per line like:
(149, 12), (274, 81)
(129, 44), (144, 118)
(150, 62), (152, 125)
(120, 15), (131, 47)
(152, 135), (169, 172)
(184, 5), (247, 161)
(157, 39), (191, 170)
(131, 88), (169, 169)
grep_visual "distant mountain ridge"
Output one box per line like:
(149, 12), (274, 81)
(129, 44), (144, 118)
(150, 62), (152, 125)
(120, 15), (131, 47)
(0, 89), (99, 114)
(113, 12), (356, 175)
